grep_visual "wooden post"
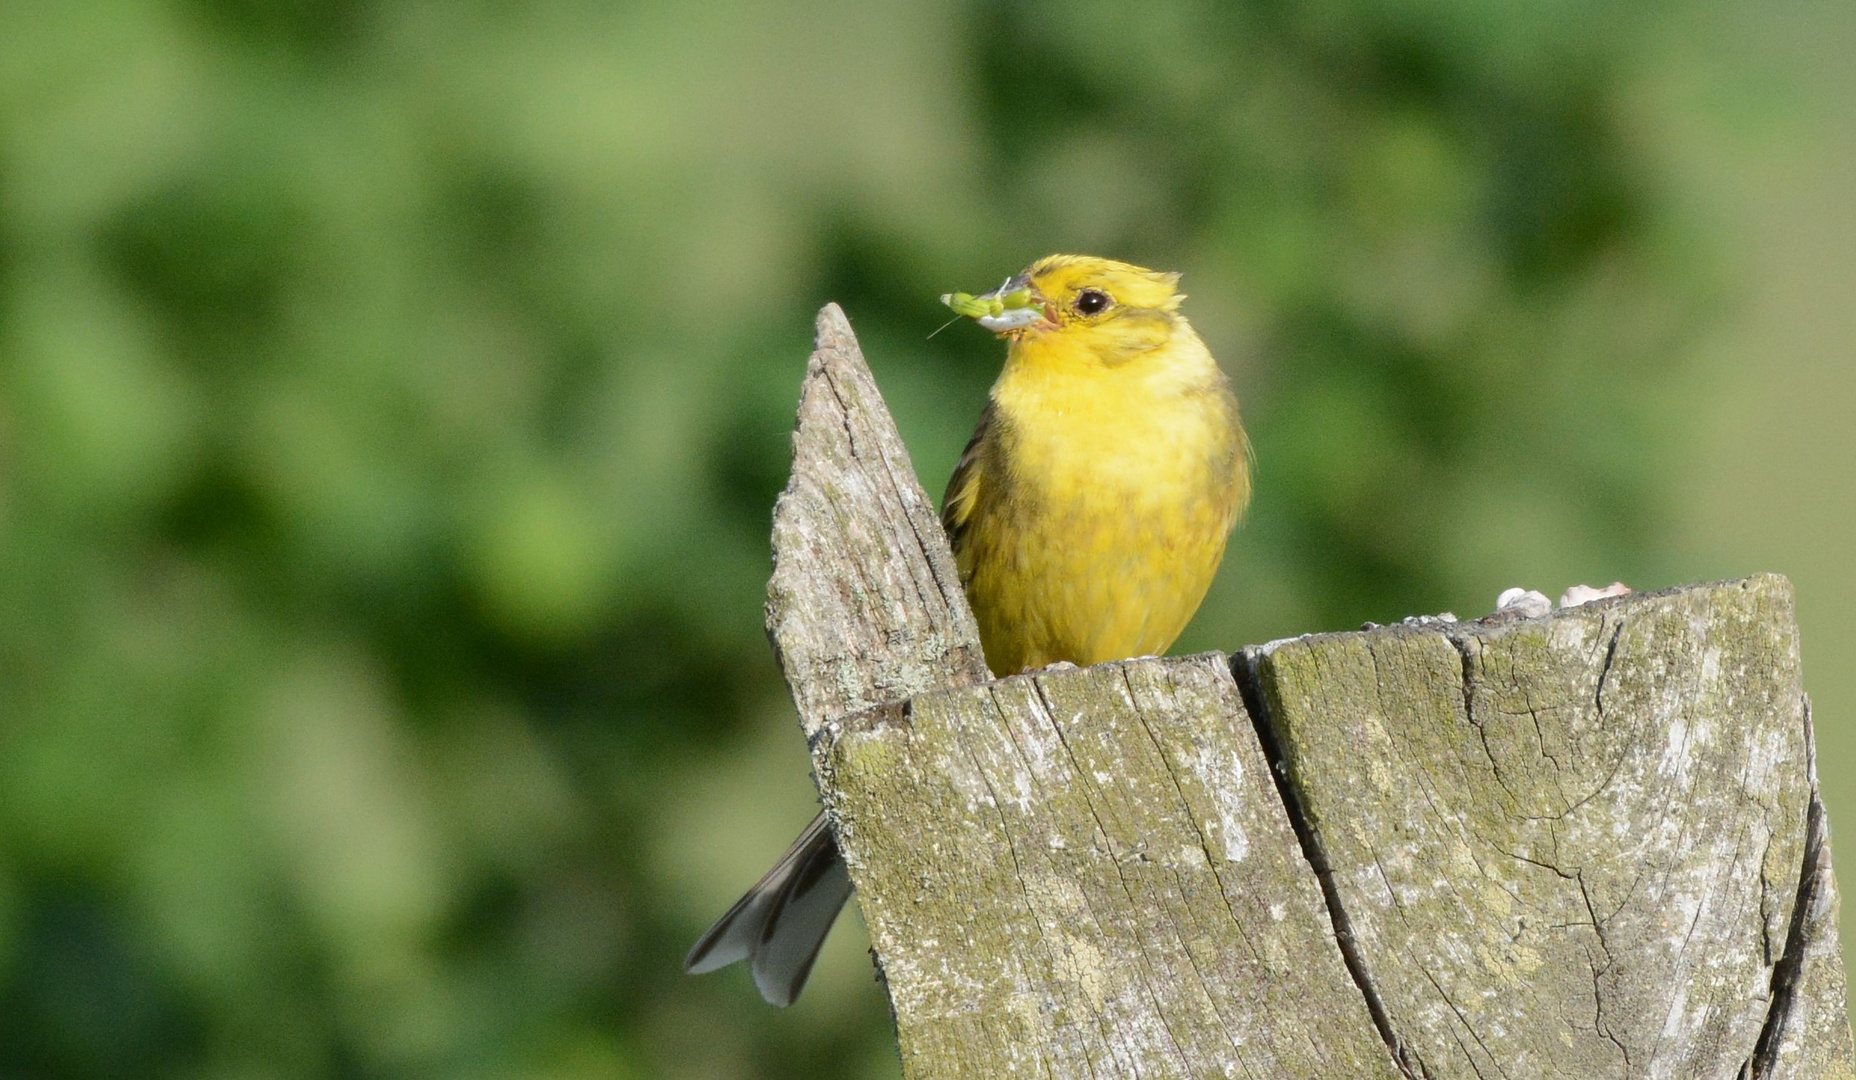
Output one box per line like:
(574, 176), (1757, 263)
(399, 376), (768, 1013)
(768, 306), (1855, 1079)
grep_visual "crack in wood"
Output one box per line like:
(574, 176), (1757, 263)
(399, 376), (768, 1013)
(1230, 648), (1418, 1079)
(1748, 698), (1829, 1080)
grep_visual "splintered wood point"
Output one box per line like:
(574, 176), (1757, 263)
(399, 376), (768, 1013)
(766, 303), (989, 738)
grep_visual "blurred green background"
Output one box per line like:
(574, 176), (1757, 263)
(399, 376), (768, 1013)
(0, 0), (1850, 1077)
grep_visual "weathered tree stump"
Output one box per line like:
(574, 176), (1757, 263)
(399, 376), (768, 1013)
(767, 305), (1853, 1079)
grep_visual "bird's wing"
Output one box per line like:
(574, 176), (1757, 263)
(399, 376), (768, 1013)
(939, 401), (992, 572)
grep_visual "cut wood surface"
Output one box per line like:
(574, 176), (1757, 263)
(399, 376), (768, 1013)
(1246, 575), (1851, 1079)
(770, 306), (1853, 1079)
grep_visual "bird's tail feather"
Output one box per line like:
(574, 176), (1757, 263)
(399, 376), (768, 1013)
(683, 811), (852, 1007)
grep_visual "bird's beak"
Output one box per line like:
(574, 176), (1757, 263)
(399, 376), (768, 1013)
(941, 274), (1045, 333)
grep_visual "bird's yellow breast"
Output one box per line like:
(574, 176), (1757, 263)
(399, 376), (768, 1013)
(950, 319), (1248, 675)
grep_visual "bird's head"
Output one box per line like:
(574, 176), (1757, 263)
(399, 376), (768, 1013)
(941, 255), (1188, 362)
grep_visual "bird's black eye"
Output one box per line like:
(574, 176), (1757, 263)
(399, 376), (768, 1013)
(1073, 289), (1110, 316)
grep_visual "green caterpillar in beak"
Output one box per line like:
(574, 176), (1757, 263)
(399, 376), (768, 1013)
(942, 277), (1042, 332)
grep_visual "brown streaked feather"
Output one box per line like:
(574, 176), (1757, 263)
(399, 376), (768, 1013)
(939, 401), (994, 574)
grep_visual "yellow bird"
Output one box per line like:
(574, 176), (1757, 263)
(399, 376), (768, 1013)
(685, 255), (1250, 1003)
(940, 254), (1250, 673)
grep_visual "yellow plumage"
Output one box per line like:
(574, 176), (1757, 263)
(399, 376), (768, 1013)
(941, 255), (1250, 675)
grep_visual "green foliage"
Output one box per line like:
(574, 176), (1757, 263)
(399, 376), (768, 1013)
(0, 1), (1704, 1077)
